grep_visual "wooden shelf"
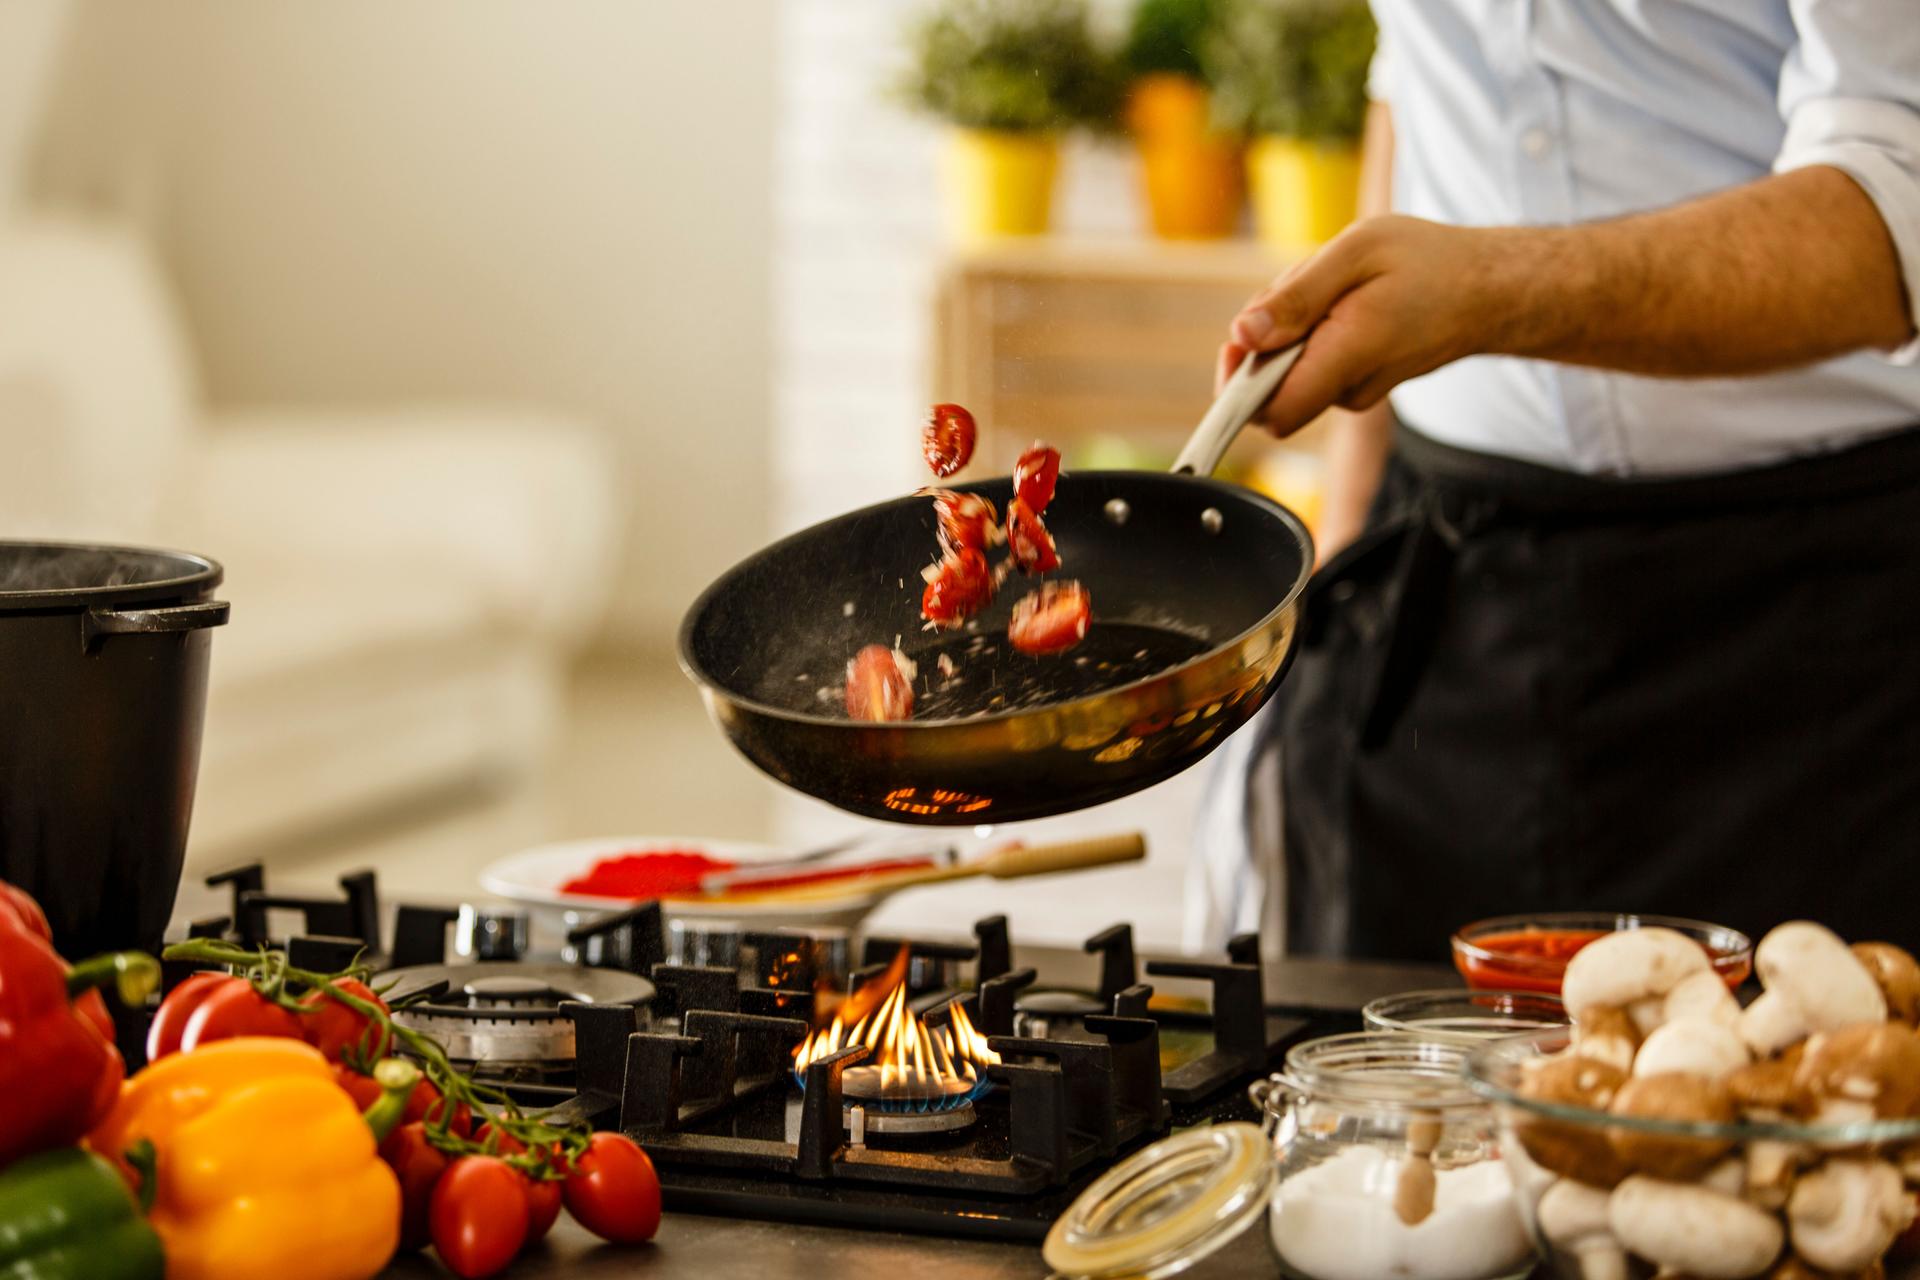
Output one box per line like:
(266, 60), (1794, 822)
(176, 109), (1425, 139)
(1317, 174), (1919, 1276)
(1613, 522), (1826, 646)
(932, 235), (1297, 475)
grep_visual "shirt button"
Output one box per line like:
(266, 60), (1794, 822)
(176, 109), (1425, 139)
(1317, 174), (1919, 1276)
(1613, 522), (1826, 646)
(1522, 128), (1552, 157)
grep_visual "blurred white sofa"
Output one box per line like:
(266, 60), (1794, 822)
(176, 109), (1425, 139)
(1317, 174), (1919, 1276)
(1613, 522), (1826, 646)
(0, 211), (620, 865)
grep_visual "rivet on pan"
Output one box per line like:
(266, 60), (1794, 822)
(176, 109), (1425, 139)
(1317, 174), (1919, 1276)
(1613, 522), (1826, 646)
(1200, 508), (1224, 535)
(1104, 498), (1131, 526)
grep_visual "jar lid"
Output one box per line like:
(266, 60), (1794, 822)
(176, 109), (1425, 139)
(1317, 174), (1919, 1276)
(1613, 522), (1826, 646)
(1042, 1122), (1273, 1280)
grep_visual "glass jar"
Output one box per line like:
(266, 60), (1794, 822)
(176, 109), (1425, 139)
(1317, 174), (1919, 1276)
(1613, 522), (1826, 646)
(1251, 1032), (1537, 1280)
(1361, 989), (1567, 1041)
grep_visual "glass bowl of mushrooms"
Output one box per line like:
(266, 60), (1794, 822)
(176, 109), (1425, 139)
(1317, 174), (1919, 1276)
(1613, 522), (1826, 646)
(1465, 921), (1920, 1280)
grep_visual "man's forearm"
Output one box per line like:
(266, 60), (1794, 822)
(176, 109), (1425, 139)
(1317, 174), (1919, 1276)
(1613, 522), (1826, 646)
(1491, 165), (1912, 376)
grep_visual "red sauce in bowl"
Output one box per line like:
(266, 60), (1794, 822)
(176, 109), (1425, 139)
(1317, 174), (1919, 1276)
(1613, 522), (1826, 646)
(1452, 919), (1753, 995)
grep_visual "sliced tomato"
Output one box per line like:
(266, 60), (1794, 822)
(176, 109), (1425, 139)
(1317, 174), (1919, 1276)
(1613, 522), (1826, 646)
(1013, 442), (1060, 513)
(921, 547), (994, 629)
(922, 403), (977, 478)
(844, 644), (915, 722)
(928, 489), (998, 552)
(1005, 498), (1060, 575)
(1009, 581), (1091, 656)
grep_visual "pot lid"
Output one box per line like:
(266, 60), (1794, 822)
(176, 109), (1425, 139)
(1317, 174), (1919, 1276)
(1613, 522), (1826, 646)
(0, 541), (222, 612)
(1043, 1122), (1273, 1280)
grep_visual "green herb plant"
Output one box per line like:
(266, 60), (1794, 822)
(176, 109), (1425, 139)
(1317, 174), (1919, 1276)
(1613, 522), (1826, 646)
(1122, 0), (1226, 83)
(902, 0), (1121, 132)
(1203, 0), (1377, 143)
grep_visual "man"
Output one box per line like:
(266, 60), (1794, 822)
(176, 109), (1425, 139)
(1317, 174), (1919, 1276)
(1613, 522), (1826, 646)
(1194, 0), (1920, 960)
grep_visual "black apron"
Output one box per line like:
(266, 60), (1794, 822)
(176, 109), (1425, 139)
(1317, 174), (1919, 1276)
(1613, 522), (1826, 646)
(1271, 422), (1920, 961)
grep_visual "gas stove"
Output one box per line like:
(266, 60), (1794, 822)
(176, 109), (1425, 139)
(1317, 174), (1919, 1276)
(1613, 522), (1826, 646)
(168, 863), (1334, 1242)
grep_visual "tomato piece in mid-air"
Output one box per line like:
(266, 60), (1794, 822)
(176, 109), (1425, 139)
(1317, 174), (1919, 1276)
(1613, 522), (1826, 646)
(1013, 442), (1060, 513)
(1009, 581), (1091, 656)
(922, 403), (977, 478)
(928, 489), (998, 553)
(844, 644), (916, 722)
(921, 547), (994, 629)
(1005, 498), (1060, 575)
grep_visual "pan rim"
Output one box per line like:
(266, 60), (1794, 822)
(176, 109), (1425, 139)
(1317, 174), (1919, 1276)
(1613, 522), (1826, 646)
(676, 471), (1314, 731)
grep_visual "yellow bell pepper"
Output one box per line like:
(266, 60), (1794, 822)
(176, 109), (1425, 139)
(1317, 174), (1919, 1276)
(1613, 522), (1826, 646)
(87, 1036), (400, 1280)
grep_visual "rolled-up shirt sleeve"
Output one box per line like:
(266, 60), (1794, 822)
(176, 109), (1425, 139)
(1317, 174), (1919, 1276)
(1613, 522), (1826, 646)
(1366, 12), (1395, 103)
(1775, 1), (1920, 363)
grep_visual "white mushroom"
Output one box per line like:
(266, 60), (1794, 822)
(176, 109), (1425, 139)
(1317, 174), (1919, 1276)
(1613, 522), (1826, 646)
(1609, 1175), (1785, 1278)
(1573, 1005), (1641, 1074)
(1538, 1178), (1629, 1280)
(1738, 923), (1887, 1058)
(1633, 1016), (1751, 1079)
(1785, 1158), (1914, 1273)
(1664, 969), (1744, 1030)
(1564, 928), (1712, 1038)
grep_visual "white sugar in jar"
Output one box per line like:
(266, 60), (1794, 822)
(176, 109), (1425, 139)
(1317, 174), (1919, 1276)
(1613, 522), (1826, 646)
(1250, 1032), (1537, 1280)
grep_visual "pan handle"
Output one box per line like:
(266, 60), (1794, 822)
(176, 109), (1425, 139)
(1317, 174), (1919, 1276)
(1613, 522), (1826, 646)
(982, 832), (1147, 879)
(1170, 343), (1305, 478)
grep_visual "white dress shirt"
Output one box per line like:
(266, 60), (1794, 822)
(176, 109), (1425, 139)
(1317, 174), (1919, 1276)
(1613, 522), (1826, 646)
(1370, 0), (1920, 476)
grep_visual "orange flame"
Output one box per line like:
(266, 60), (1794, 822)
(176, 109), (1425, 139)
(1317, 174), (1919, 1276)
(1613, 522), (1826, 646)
(793, 948), (1000, 1092)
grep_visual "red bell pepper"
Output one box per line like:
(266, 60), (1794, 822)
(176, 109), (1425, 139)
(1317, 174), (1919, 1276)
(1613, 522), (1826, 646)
(0, 878), (158, 1168)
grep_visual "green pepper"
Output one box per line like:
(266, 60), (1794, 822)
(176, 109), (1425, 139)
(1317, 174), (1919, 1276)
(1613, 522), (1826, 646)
(0, 1147), (165, 1280)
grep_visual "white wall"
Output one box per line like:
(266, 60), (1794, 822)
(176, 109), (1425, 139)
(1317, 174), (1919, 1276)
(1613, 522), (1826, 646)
(0, 0), (71, 209)
(31, 0), (776, 645)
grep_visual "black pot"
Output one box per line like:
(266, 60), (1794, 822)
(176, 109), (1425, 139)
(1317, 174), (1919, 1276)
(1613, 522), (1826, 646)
(0, 542), (229, 963)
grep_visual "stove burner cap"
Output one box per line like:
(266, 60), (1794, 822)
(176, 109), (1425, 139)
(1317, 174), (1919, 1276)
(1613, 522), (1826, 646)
(463, 975), (559, 1003)
(840, 1065), (978, 1107)
(846, 1099), (977, 1136)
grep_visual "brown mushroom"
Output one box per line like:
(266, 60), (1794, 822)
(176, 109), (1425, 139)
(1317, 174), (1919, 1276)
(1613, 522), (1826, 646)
(1574, 1004), (1643, 1073)
(1786, 1158), (1913, 1273)
(1730, 1045), (1812, 1210)
(1850, 943), (1920, 1026)
(1607, 1072), (1738, 1179)
(1517, 1053), (1631, 1186)
(1767, 1255), (1888, 1280)
(1793, 1023), (1920, 1127)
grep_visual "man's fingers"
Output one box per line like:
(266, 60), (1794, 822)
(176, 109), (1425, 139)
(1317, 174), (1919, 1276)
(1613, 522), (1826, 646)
(1215, 341), (1247, 393)
(1253, 322), (1386, 438)
(1229, 232), (1369, 352)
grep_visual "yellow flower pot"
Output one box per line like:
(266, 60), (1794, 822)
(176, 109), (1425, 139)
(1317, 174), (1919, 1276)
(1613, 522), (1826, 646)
(1126, 75), (1244, 241)
(1247, 135), (1361, 255)
(943, 128), (1060, 242)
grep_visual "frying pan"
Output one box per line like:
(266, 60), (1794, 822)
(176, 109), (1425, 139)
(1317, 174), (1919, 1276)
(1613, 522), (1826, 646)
(678, 346), (1310, 825)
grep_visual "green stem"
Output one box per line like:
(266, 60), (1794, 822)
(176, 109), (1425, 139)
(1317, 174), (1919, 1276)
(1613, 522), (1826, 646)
(361, 1058), (420, 1143)
(68, 951), (162, 1008)
(124, 1139), (159, 1215)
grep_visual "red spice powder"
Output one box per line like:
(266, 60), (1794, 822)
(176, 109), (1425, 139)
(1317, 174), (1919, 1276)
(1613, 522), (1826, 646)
(561, 850), (736, 898)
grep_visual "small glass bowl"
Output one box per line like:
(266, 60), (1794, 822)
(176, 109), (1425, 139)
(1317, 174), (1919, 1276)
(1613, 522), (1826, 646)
(1362, 989), (1568, 1041)
(1465, 1029), (1920, 1279)
(1450, 912), (1753, 995)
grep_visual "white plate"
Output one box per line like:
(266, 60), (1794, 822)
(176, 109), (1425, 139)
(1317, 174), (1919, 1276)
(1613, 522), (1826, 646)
(478, 835), (887, 931)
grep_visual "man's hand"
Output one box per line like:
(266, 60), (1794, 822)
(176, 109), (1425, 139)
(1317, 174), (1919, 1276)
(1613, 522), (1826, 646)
(1217, 216), (1511, 437)
(1220, 166), (1914, 439)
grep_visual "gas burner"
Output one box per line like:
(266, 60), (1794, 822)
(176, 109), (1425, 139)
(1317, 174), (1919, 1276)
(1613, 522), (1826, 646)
(387, 961), (654, 1067)
(846, 1098), (977, 1137)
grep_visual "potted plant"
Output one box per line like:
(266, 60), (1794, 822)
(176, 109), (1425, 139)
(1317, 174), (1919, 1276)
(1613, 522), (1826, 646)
(902, 0), (1116, 241)
(1121, 0), (1244, 239)
(1205, 0), (1376, 254)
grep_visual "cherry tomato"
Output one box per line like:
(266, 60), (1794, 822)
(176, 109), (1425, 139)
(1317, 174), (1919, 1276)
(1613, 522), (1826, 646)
(171, 976), (304, 1053)
(921, 547), (994, 629)
(298, 978), (390, 1063)
(332, 1062), (385, 1110)
(471, 1123), (564, 1242)
(1005, 498), (1060, 575)
(381, 1121), (450, 1252)
(1013, 442), (1060, 513)
(928, 489), (998, 552)
(147, 972), (242, 1060)
(922, 403), (976, 478)
(844, 644), (914, 722)
(430, 1156), (530, 1278)
(563, 1133), (662, 1245)
(1009, 581), (1091, 656)
(405, 1077), (473, 1138)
